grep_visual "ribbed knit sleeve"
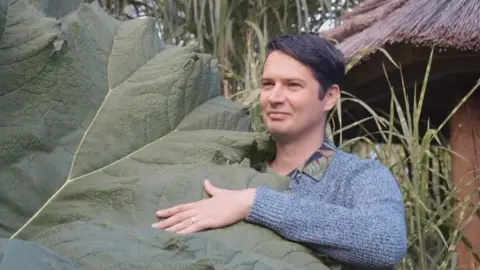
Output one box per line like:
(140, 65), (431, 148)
(245, 158), (407, 269)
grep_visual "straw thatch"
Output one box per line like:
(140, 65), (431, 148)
(321, 0), (480, 61)
(318, 0), (480, 145)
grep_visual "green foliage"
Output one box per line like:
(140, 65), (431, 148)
(0, 0), (6, 39)
(31, 0), (83, 18)
(0, 239), (80, 269)
(106, 0), (364, 101)
(0, 1), (330, 269)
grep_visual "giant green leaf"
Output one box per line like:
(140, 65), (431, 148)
(0, 239), (80, 269)
(0, 0), (6, 39)
(0, 1), (329, 269)
(38, 0), (83, 18)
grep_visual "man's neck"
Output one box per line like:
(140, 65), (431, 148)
(270, 128), (325, 176)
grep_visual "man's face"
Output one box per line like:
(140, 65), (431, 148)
(259, 50), (337, 140)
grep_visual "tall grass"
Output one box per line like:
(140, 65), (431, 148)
(97, 0), (362, 98)
(96, 1), (480, 269)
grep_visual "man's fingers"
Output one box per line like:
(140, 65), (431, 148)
(203, 179), (218, 196)
(156, 202), (193, 217)
(177, 219), (210, 234)
(203, 179), (231, 197)
(152, 210), (195, 229)
(165, 216), (200, 233)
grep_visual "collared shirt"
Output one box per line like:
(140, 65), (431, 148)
(287, 138), (337, 181)
(259, 137), (338, 183)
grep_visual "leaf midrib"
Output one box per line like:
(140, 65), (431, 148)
(9, 24), (208, 240)
(10, 14), (123, 239)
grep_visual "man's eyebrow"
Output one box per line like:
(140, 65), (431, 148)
(288, 78), (306, 83)
(261, 76), (305, 82)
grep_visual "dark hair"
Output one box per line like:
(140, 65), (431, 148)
(265, 34), (346, 99)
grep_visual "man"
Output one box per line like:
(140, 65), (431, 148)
(151, 34), (407, 269)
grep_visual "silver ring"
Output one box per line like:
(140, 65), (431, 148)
(190, 217), (196, 224)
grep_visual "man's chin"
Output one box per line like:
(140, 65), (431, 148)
(265, 125), (290, 137)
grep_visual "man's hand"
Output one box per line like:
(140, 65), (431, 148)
(151, 179), (256, 234)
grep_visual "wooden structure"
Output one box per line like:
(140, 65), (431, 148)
(321, 0), (480, 268)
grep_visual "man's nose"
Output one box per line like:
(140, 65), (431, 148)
(268, 85), (286, 103)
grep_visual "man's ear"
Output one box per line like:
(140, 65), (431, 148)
(323, 84), (340, 112)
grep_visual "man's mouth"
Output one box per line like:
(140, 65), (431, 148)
(267, 112), (290, 119)
(268, 111), (289, 115)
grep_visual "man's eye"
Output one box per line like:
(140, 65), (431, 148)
(289, 82), (301, 87)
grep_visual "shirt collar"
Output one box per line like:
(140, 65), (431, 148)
(287, 137), (337, 179)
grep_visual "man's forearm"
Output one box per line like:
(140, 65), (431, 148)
(246, 185), (406, 268)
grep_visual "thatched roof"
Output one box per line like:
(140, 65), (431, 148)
(318, 0), (480, 144)
(320, 0), (480, 61)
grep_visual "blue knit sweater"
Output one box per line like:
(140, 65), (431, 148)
(246, 149), (407, 269)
